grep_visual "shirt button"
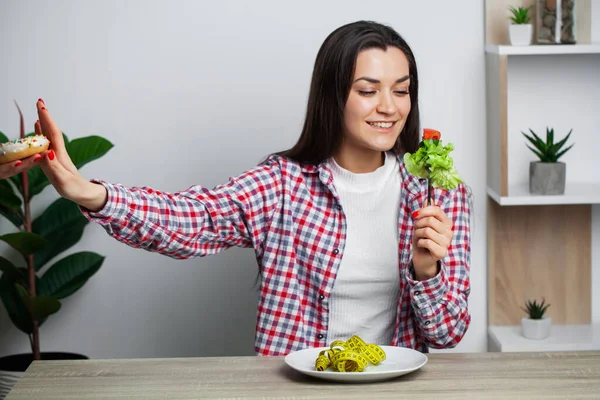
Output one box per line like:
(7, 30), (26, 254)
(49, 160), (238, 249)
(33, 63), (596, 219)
(333, 249), (339, 255)
(336, 204), (342, 210)
(319, 294), (325, 300)
(415, 291), (421, 296)
(425, 321), (431, 326)
(317, 334), (324, 339)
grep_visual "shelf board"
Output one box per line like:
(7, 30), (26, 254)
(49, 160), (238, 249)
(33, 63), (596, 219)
(487, 183), (600, 206)
(485, 43), (600, 56)
(488, 324), (600, 352)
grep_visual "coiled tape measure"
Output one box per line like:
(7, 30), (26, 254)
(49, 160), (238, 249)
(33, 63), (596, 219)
(314, 335), (386, 372)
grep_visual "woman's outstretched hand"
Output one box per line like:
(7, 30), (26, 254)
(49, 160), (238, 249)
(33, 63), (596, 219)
(36, 99), (108, 211)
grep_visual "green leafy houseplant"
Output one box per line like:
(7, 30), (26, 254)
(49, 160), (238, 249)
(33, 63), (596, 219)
(508, 5), (532, 24)
(522, 298), (550, 320)
(524, 127), (574, 195)
(521, 298), (552, 340)
(522, 127), (574, 163)
(507, 5), (533, 46)
(0, 103), (113, 361)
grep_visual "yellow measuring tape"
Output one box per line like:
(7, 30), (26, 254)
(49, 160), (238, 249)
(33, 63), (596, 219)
(314, 335), (386, 372)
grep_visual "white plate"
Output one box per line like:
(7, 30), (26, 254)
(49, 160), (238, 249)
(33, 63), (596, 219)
(284, 345), (428, 383)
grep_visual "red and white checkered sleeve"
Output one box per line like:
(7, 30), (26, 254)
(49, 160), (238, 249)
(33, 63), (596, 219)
(79, 159), (283, 259)
(406, 183), (472, 349)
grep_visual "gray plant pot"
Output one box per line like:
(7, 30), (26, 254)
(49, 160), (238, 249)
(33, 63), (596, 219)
(529, 161), (566, 195)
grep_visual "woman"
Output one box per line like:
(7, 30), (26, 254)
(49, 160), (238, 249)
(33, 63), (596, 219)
(3, 20), (471, 356)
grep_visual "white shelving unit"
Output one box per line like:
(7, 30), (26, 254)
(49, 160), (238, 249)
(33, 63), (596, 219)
(489, 324), (600, 352)
(485, 43), (600, 55)
(484, 0), (599, 353)
(488, 183), (600, 206)
(486, 46), (600, 205)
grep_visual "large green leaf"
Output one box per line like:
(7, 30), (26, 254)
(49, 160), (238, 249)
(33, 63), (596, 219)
(20, 168), (48, 199)
(15, 284), (61, 320)
(30, 297), (61, 321)
(0, 255), (25, 285)
(32, 197), (89, 271)
(0, 270), (33, 334)
(0, 205), (24, 229)
(0, 179), (22, 212)
(0, 131), (10, 143)
(0, 171), (24, 228)
(0, 232), (47, 257)
(67, 135), (114, 169)
(38, 251), (104, 299)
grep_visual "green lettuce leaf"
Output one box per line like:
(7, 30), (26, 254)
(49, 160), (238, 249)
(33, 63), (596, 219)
(403, 139), (464, 190)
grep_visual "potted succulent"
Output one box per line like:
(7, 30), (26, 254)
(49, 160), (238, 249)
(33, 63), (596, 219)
(521, 298), (551, 340)
(0, 103), (113, 399)
(522, 127), (574, 195)
(508, 5), (533, 46)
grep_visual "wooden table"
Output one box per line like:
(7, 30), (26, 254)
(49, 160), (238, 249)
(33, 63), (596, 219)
(6, 351), (600, 399)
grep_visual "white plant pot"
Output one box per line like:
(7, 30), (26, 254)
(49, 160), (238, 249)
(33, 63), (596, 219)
(0, 352), (87, 399)
(0, 370), (24, 399)
(509, 24), (533, 46)
(521, 317), (551, 340)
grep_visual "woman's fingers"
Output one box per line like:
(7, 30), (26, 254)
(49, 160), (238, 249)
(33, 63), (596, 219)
(36, 99), (66, 153)
(413, 206), (454, 261)
(0, 153), (45, 180)
(416, 237), (448, 260)
(413, 206), (453, 240)
(414, 215), (448, 235)
(414, 206), (452, 229)
(415, 226), (450, 253)
(0, 160), (25, 180)
(34, 118), (42, 135)
(36, 99), (78, 174)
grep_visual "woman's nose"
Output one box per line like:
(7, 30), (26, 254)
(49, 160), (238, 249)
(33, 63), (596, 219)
(376, 93), (396, 115)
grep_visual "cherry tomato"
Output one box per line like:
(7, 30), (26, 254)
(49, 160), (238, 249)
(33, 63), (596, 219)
(423, 128), (441, 141)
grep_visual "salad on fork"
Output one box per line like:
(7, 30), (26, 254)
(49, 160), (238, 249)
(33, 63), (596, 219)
(403, 128), (464, 205)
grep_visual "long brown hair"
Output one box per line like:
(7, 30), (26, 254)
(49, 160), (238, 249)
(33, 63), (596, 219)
(274, 20), (421, 164)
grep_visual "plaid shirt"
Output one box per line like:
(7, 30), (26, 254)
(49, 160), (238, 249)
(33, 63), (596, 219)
(82, 153), (471, 356)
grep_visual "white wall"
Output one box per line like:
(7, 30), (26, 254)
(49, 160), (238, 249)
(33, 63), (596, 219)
(0, 0), (487, 358)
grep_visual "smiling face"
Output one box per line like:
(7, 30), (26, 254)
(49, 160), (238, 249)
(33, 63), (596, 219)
(336, 46), (411, 172)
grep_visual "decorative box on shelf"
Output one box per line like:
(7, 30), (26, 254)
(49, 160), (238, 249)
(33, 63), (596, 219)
(488, 324), (600, 352)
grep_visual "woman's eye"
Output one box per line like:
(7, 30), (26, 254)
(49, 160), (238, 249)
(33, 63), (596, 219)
(395, 90), (409, 95)
(358, 90), (376, 96)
